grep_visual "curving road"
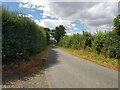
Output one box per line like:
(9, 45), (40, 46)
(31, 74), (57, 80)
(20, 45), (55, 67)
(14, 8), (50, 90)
(45, 47), (118, 88)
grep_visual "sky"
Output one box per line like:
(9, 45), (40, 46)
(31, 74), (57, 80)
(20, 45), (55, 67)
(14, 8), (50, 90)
(2, 0), (119, 35)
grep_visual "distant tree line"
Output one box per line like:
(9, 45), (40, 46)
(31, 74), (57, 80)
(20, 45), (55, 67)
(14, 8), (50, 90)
(59, 15), (120, 59)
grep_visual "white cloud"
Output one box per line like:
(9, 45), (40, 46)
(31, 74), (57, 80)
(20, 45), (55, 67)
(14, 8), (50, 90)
(18, 1), (118, 34)
(18, 13), (33, 18)
(85, 24), (113, 35)
(18, 0), (48, 7)
(43, 2), (118, 27)
(19, 3), (30, 8)
(34, 19), (77, 35)
(27, 14), (33, 18)
(37, 7), (44, 10)
(2, 0), (118, 2)
(19, 0), (48, 11)
(41, 2), (118, 34)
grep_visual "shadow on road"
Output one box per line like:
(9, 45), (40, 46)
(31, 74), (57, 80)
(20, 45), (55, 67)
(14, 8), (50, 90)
(44, 47), (59, 69)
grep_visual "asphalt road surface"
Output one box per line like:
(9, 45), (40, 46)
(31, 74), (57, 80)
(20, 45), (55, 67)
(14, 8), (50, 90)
(45, 47), (118, 88)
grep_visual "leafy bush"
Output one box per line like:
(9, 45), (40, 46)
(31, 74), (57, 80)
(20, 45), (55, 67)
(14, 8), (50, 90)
(59, 32), (93, 50)
(2, 9), (47, 64)
(92, 31), (105, 54)
(59, 36), (72, 48)
(59, 14), (120, 60)
(81, 31), (93, 49)
(103, 32), (120, 59)
(113, 15), (120, 36)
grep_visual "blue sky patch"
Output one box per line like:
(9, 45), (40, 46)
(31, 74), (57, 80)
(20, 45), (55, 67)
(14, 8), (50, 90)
(2, 2), (88, 34)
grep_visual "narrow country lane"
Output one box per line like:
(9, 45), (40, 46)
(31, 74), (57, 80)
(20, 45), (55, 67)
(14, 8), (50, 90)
(45, 47), (118, 88)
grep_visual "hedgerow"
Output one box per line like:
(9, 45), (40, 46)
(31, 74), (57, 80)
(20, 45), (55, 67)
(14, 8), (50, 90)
(2, 8), (47, 64)
(59, 15), (120, 59)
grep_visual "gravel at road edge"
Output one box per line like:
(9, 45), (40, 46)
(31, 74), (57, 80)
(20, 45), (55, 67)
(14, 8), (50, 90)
(2, 65), (48, 88)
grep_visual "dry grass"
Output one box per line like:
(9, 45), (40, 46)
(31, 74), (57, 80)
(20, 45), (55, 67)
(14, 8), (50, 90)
(2, 47), (49, 77)
(59, 47), (119, 71)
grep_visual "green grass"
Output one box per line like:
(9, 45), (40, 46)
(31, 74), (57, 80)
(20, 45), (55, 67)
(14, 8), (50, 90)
(59, 47), (119, 70)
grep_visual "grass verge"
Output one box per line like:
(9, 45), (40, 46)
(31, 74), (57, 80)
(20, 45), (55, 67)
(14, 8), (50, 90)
(2, 47), (49, 77)
(59, 47), (119, 71)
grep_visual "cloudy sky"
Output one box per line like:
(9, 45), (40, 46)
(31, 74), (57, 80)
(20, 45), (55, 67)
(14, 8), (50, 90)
(2, 0), (119, 35)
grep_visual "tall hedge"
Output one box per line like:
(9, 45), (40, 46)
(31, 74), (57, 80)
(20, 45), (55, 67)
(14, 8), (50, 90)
(59, 31), (120, 59)
(59, 26), (120, 59)
(59, 32), (93, 50)
(103, 32), (120, 59)
(2, 9), (47, 64)
(59, 15), (120, 59)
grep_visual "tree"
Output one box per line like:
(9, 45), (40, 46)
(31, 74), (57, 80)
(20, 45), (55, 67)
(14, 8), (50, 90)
(44, 28), (51, 45)
(113, 14), (120, 36)
(53, 25), (66, 44)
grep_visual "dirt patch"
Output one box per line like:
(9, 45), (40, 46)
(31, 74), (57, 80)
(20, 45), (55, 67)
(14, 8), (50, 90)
(2, 64), (48, 88)
(2, 48), (49, 88)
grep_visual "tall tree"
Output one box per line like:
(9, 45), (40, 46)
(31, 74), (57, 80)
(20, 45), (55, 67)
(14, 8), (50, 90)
(53, 25), (66, 44)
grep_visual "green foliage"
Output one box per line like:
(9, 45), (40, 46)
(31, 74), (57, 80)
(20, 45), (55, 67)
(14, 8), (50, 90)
(59, 32), (93, 50)
(59, 36), (72, 48)
(103, 32), (120, 59)
(59, 15), (120, 59)
(44, 28), (51, 45)
(82, 31), (93, 49)
(0, 7), (2, 59)
(52, 25), (66, 44)
(92, 31), (105, 54)
(113, 15), (120, 36)
(2, 9), (47, 64)
(70, 34), (82, 49)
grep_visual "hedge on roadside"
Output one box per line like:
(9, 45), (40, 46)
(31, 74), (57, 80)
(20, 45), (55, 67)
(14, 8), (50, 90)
(59, 31), (120, 59)
(59, 15), (120, 59)
(2, 8), (47, 65)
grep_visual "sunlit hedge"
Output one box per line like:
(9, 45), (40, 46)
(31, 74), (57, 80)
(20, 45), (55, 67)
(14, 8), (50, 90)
(59, 31), (120, 59)
(2, 9), (47, 64)
(59, 15), (120, 59)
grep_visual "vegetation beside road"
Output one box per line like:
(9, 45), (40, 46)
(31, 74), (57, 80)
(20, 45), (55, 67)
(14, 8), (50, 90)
(2, 8), (47, 65)
(59, 47), (118, 70)
(3, 47), (49, 77)
(59, 15), (120, 70)
(2, 7), (66, 77)
(2, 8), (50, 77)
(2, 7), (120, 73)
